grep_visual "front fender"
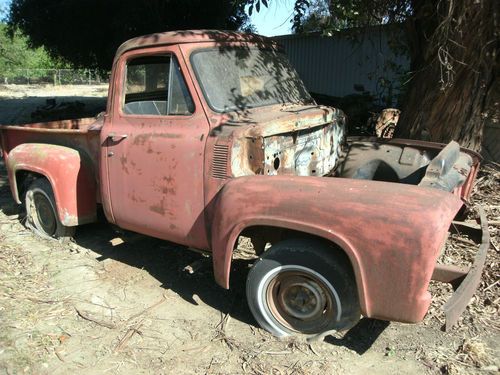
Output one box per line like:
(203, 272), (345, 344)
(6, 143), (97, 226)
(210, 176), (463, 323)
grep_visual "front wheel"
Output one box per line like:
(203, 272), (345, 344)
(25, 178), (75, 242)
(246, 238), (360, 337)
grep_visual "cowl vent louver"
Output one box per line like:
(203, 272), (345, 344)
(212, 144), (229, 179)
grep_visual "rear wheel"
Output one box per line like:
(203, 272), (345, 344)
(246, 238), (360, 337)
(25, 178), (75, 242)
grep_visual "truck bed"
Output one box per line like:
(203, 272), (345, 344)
(0, 117), (103, 168)
(1, 117), (100, 131)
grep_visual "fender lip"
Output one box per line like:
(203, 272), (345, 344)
(4, 143), (97, 226)
(431, 206), (490, 330)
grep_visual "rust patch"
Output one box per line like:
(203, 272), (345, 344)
(129, 190), (146, 203)
(132, 135), (148, 146)
(120, 156), (129, 174)
(150, 199), (166, 216)
(155, 133), (182, 139)
(160, 175), (176, 195)
(162, 187), (176, 195)
(133, 133), (182, 146)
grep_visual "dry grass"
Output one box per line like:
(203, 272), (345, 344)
(422, 162), (500, 373)
(0, 158), (499, 374)
(0, 231), (74, 373)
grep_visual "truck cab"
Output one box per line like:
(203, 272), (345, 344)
(100, 31), (347, 251)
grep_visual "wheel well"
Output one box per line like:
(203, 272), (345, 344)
(237, 225), (355, 275)
(15, 170), (46, 202)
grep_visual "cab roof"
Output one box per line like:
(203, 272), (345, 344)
(115, 30), (277, 58)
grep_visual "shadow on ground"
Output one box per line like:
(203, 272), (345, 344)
(326, 318), (390, 354)
(75, 219), (256, 327)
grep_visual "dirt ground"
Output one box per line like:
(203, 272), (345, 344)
(0, 84), (108, 125)
(0, 85), (498, 375)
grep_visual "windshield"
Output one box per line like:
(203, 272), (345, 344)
(191, 47), (313, 112)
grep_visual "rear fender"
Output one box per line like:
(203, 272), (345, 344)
(210, 176), (464, 323)
(5, 143), (97, 226)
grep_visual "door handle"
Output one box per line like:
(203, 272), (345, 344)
(107, 133), (128, 142)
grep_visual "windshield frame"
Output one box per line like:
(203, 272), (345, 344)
(189, 46), (312, 113)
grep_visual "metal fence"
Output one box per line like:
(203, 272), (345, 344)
(0, 68), (108, 85)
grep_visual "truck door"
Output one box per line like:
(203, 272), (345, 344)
(102, 47), (209, 249)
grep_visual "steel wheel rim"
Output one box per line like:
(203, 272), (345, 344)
(32, 191), (56, 236)
(265, 269), (336, 334)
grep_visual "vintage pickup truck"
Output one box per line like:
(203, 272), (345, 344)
(0, 30), (489, 338)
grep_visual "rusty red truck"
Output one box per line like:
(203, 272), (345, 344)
(0, 30), (489, 338)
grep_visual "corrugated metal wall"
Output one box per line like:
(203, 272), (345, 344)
(274, 28), (409, 104)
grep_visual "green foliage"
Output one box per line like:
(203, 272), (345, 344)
(247, 0), (413, 33)
(247, 0), (269, 16)
(295, 0), (329, 33)
(297, 0), (413, 32)
(0, 23), (66, 79)
(7, 0), (255, 70)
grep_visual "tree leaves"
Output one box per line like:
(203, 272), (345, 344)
(248, 0), (268, 16)
(289, 0), (414, 33)
(0, 23), (62, 78)
(7, 0), (253, 69)
(292, 0), (312, 32)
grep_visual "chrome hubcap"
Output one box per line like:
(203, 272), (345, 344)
(266, 270), (335, 333)
(33, 192), (56, 235)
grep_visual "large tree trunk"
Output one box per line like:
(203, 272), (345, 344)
(398, 0), (498, 152)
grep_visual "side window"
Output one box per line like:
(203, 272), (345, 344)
(123, 55), (194, 116)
